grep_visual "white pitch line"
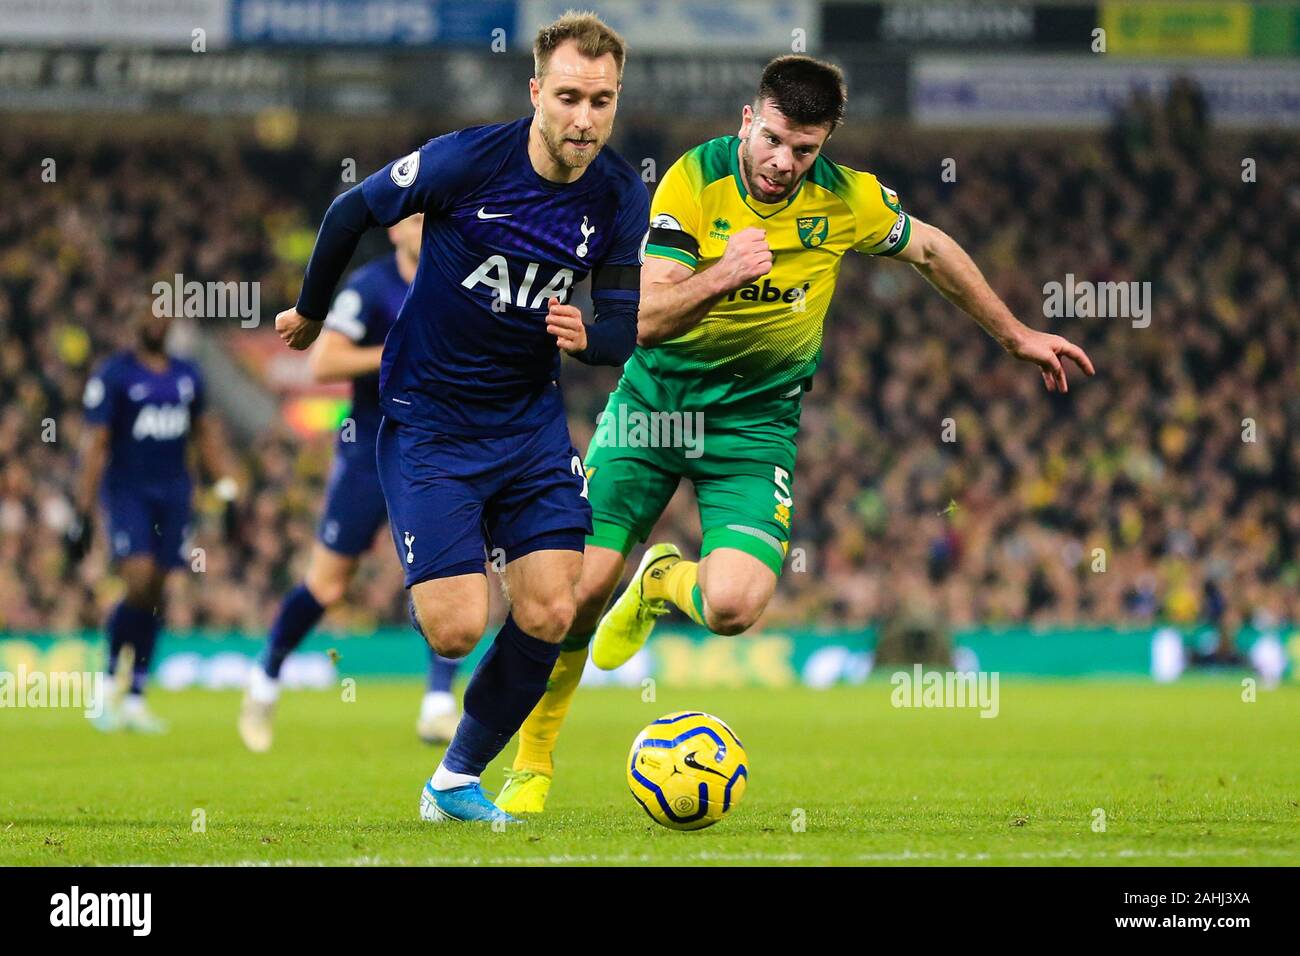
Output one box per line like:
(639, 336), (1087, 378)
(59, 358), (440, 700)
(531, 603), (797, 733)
(122, 845), (1298, 867)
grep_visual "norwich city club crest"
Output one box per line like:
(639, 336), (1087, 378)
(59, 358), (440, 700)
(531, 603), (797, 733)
(797, 216), (829, 248)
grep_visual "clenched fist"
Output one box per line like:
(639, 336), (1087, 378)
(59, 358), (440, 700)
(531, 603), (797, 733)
(275, 307), (324, 350)
(546, 297), (588, 354)
(713, 227), (773, 293)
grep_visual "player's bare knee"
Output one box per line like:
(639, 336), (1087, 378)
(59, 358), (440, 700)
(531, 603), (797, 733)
(705, 607), (758, 636)
(514, 594), (577, 643)
(303, 574), (346, 608)
(423, 621), (480, 659)
(409, 594), (482, 658)
(304, 548), (355, 607)
(702, 585), (764, 636)
(428, 634), (476, 660)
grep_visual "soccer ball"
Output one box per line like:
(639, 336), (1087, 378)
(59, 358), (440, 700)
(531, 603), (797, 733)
(627, 711), (748, 831)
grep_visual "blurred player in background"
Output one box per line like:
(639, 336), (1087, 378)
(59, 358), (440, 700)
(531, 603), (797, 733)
(68, 301), (240, 733)
(498, 55), (1096, 813)
(239, 214), (462, 754)
(274, 13), (647, 822)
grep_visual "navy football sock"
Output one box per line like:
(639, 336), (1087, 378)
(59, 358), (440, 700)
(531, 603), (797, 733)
(442, 615), (560, 778)
(263, 583), (326, 680)
(427, 648), (459, 693)
(106, 601), (153, 679)
(129, 609), (163, 695)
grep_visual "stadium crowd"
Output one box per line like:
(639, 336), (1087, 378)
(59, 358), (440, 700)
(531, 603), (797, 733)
(1, 89), (1296, 639)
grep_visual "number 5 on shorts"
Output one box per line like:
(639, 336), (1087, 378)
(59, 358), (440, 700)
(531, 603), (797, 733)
(773, 466), (793, 530)
(773, 466), (793, 507)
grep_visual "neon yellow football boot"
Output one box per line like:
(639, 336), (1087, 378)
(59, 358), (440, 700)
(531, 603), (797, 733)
(590, 543), (681, 671)
(496, 768), (552, 814)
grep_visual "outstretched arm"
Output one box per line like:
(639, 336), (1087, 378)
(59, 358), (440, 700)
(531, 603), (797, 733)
(276, 186), (378, 350)
(893, 218), (1095, 393)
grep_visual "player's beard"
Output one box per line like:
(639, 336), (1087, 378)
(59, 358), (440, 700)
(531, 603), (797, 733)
(538, 109), (609, 170)
(740, 138), (797, 204)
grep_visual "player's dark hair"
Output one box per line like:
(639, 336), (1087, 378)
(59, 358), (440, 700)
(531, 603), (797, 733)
(756, 56), (847, 132)
(534, 10), (627, 82)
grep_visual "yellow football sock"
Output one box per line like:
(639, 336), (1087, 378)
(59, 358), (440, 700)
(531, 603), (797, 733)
(512, 646), (588, 776)
(661, 559), (706, 626)
(639, 553), (675, 601)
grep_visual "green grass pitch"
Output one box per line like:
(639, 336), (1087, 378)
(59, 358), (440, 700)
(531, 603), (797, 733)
(2, 680), (1297, 866)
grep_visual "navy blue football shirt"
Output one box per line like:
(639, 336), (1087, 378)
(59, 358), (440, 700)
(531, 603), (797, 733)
(359, 117), (648, 435)
(82, 351), (205, 491)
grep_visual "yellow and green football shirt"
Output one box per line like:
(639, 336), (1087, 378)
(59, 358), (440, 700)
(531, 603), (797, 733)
(623, 134), (911, 423)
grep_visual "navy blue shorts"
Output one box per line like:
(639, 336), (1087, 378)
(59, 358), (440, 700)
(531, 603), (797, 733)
(375, 413), (592, 587)
(101, 485), (192, 570)
(317, 447), (388, 557)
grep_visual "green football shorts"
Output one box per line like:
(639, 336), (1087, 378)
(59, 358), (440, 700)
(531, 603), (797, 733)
(583, 385), (799, 576)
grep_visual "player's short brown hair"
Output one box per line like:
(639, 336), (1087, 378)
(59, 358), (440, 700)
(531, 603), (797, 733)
(756, 55), (847, 131)
(533, 10), (627, 82)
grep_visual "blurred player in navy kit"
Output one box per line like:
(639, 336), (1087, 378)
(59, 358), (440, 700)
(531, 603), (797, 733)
(274, 12), (648, 822)
(69, 301), (240, 732)
(239, 214), (462, 753)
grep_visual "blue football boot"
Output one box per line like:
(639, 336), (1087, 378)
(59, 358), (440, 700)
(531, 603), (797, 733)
(420, 779), (520, 825)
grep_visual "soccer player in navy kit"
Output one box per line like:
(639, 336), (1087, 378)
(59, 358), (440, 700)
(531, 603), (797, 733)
(239, 214), (462, 753)
(276, 13), (646, 822)
(70, 305), (239, 733)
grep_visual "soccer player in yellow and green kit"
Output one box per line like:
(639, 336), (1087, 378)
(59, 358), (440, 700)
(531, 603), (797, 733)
(497, 55), (1095, 812)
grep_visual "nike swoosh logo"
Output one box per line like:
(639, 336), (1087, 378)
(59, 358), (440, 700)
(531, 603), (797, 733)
(682, 751), (728, 779)
(476, 207), (512, 220)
